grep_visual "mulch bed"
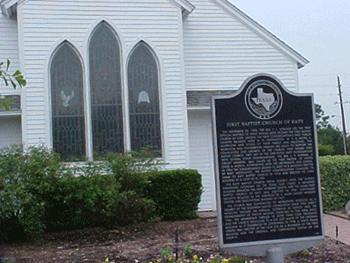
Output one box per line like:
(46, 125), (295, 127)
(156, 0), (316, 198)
(1, 214), (350, 262)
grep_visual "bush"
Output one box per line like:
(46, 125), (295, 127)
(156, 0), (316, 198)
(147, 169), (202, 220)
(43, 171), (122, 231)
(0, 146), (203, 240)
(107, 150), (161, 194)
(318, 144), (336, 156)
(319, 155), (350, 212)
(115, 190), (156, 226)
(0, 146), (62, 234)
(0, 147), (161, 238)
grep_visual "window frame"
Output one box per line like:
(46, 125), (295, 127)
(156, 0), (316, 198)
(88, 22), (124, 157)
(49, 41), (86, 161)
(49, 32), (164, 161)
(127, 41), (163, 156)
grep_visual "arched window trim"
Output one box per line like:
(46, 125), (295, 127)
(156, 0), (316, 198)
(126, 41), (163, 156)
(88, 21), (124, 157)
(48, 35), (165, 161)
(49, 41), (86, 161)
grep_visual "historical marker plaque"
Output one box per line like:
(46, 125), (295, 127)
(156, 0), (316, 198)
(212, 74), (324, 256)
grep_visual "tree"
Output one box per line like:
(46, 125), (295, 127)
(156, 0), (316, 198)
(315, 103), (344, 155)
(0, 59), (26, 110)
(318, 125), (344, 155)
(315, 103), (330, 130)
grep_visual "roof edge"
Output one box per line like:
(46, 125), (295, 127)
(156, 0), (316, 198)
(169, 0), (196, 19)
(1, 0), (19, 17)
(211, 0), (309, 68)
(1, 0), (196, 19)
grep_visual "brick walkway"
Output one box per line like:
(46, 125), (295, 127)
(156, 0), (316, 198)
(324, 213), (350, 245)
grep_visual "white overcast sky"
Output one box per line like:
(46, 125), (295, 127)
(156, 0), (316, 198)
(229, 0), (350, 129)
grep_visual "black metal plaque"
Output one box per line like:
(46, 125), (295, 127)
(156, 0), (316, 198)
(212, 74), (323, 249)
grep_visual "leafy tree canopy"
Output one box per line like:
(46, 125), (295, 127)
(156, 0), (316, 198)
(315, 103), (331, 130)
(315, 103), (346, 155)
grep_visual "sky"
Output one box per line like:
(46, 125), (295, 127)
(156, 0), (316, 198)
(228, 0), (350, 130)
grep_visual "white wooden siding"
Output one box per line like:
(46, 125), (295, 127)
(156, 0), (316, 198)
(185, 0), (303, 211)
(19, 0), (189, 168)
(8, 0), (306, 211)
(0, 13), (20, 92)
(188, 110), (216, 211)
(183, 0), (299, 92)
(0, 116), (22, 148)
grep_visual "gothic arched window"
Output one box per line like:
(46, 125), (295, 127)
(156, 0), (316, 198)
(51, 42), (85, 161)
(89, 22), (123, 155)
(128, 42), (161, 154)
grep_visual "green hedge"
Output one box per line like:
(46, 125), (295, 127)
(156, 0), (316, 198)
(0, 146), (203, 241)
(319, 155), (350, 212)
(147, 169), (202, 221)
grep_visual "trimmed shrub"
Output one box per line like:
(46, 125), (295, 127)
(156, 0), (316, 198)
(43, 171), (122, 231)
(319, 155), (350, 212)
(147, 169), (202, 220)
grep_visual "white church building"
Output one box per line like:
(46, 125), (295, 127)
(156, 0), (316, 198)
(0, 0), (308, 211)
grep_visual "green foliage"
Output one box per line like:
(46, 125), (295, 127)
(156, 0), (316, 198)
(160, 246), (173, 260)
(183, 243), (193, 257)
(0, 146), (61, 236)
(0, 147), (157, 238)
(290, 249), (310, 258)
(0, 59), (26, 89)
(319, 155), (350, 212)
(106, 150), (160, 225)
(315, 104), (345, 156)
(318, 144), (336, 156)
(44, 171), (122, 231)
(156, 246), (249, 263)
(318, 126), (345, 155)
(0, 59), (26, 111)
(1, 146), (201, 240)
(148, 169), (202, 220)
(107, 150), (159, 193)
(115, 190), (156, 226)
(315, 103), (330, 130)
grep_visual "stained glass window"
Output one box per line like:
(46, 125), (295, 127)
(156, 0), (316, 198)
(89, 22), (123, 155)
(128, 42), (161, 154)
(51, 42), (85, 161)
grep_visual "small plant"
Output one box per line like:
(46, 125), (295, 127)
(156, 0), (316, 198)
(160, 246), (173, 260)
(183, 243), (193, 257)
(102, 258), (115, 263)
(153, 247), (250, 263)
(290, 249), (310, 258)
(0, 259), (16, 263)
